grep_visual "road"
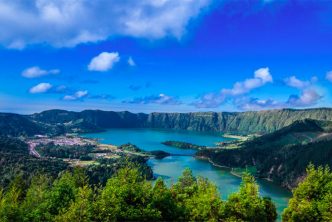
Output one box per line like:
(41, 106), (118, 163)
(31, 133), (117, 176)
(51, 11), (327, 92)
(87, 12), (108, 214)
(28, 142), (41, 158)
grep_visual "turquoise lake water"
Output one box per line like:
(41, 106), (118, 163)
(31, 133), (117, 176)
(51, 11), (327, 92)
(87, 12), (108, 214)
(83, 128), (291, 218)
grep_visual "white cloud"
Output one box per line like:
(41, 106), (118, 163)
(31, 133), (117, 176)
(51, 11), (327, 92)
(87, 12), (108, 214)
(234, 88), (322, 111)
(287, 89), (322, 107)
(284, 76), (317, 89)
(222, 67), (272, 96)
(0, 0), (211, 48)
(124, 93), (181, 105)
(63, 90), (88, 101)
(283, 75), (321, 107)
(234, 97), (282, 111)
(193, 67), (273, 108)
(22, 66), (59, 78)
(128, 57), (136, 66)
(326, 71), (332, 82)
(29, 83), (52, 93)
(88, 52), (120, 72)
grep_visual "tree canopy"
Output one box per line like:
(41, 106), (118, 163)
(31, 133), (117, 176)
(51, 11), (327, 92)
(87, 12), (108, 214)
(0, 165), (277, 222)
(282, 164), (332, 222)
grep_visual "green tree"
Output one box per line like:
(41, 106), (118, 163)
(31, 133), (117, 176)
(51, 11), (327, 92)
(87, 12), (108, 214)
(94, 165), (160, 221)
(20, 174), (51, 222)
(172, 168), (223, 221)
(221, 173), (277, 222)
(185, 177), (223, 221)
(54, 185), (94, 222)
(282, 164), (332, 222)
(151, 178), (180, 221)
(44, 171), (78, 220)
(0, 177), (24, 222)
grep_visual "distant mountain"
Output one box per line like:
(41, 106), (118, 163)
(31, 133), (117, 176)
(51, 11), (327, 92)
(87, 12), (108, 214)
(1, 108), (332, 136)
(145, 108), (332, 134)
(29, 109), (147, 133)
(196, 119), (332, 189)
(27, 108), (332, 135)
(0, 113), (46, 136)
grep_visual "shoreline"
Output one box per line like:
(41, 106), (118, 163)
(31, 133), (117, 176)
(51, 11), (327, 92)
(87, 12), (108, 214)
(222, 133), (249, 141)
(195, 156), (243, 178)
(82, 134), (287, 190)
(195, 155), (283, 187)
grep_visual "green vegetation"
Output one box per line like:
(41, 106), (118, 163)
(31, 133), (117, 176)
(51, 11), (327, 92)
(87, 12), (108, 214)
(0, 136), (152, 189)
(196, 119), (332, 189)
(36, 143), (95, 159)
(0, 136), (68, 188)
(147, 150), (170, 159)
(222, 173), (277, 222)
(118, 143), (143, 152)
(282, 165), (332, 221)
(86, 156), (153, 186)
(118, 143), (171, 159)
(162, 140), (206, 150)
(231, 166), (258, 177)
(0, 165), (277, 222)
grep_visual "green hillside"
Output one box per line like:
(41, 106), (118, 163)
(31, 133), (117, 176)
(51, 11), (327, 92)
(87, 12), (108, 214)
(196, 119), (332, 189)
(0, 113), (46, 136)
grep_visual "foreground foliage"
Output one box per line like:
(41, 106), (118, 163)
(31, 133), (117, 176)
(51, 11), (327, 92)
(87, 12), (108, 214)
(0, 165), (276, 222)
(283, 164), (332, 222)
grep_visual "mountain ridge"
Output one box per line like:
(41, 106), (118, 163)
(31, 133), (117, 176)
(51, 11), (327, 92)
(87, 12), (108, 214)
(30, 107), (332, 134)
(1, 107), (332, 136)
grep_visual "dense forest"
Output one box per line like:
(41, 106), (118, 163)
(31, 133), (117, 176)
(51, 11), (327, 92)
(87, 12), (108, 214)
(0, 163), (276, 222)
(1, 163), (331, 221)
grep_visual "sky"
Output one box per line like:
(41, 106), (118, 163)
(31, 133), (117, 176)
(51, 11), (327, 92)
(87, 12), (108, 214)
(1, 0), (332, 114)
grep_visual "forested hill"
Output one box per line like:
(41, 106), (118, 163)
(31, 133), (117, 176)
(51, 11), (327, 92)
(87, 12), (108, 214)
(1, 108), (332, 136)
(196, 119), (332, 189)
(0, 113), (46, 136)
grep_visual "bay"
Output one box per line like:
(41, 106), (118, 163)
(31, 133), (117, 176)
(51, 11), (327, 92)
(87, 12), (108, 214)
(83, 128), (291, 218)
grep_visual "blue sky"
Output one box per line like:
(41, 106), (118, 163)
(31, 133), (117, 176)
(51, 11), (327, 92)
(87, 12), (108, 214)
(0, 0), (332, 114)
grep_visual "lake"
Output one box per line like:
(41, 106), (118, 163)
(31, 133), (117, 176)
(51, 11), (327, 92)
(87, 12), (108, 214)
(83, 128), (291, 218)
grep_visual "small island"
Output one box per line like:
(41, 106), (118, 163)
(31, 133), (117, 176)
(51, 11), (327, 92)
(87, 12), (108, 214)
(162, 140), (206, 150)
(118, 143), (170, 159)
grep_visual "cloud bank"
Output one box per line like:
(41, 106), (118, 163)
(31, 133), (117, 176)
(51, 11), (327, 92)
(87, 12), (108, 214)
(235, 76), (322, 110)
(0, 0), (211, 48)
(193, 67), (273, 108)
(193, 69), (323, 111)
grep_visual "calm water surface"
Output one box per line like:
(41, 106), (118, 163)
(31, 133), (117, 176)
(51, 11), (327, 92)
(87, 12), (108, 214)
(83, 128), (291, 218)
